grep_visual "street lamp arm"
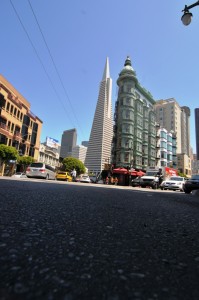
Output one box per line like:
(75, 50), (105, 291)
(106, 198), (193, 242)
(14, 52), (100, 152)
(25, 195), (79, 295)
(182, 1), (199, 12)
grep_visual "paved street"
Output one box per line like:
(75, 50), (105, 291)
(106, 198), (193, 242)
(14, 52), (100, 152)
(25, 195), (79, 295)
(0, 177), (199, 300)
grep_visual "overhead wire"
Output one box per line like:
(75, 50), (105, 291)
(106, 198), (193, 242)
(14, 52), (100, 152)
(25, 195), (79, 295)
(9, 0), (85, 140)
(27, 0), (86, 140)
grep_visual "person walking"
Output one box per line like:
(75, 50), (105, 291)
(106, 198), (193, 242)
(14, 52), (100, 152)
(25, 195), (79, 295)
(71, 169), (77, 182)
(105, 176), (109, 185)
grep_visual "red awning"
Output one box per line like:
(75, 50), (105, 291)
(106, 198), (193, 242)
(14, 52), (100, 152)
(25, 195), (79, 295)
(112, 168), (128, 174)
(137, 170), (145, 176)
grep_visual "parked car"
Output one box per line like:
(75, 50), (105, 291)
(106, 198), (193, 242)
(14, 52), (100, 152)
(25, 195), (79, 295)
(160, 176), (186, 191)
(131, 176), (142, 187)
(79, 175), (91, 183)
(26, 163), (56, 180)
(55, 171), (72, 182)
(184, 174), (199, 194)
(11, 172), (27, 179)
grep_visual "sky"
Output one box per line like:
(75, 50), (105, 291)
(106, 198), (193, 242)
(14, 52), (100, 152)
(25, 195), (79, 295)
(1, 0), (199, 152)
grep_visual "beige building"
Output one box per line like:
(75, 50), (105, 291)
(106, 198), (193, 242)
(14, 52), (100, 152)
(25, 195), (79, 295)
(0, 74), (42, 160)
(177, 153), (191, 177)
(155, 98), (191, 156)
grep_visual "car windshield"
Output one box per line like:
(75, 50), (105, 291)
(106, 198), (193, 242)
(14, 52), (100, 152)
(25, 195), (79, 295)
(57, 171), (66, 175)
(191, 175), (199, 180)
(170, 177), (183, 181)
(30, 163), (43, 168)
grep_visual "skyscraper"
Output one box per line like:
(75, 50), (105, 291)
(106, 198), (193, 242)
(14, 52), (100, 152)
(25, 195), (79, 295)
(85, 57), (113, 173)
(60, 128), (77, 159)
(195, 108), (199, 160)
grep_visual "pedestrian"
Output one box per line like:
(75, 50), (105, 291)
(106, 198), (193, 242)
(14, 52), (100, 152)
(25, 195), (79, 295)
(71, 168), (77, 182)
(105, 176), (109, 185)
(114, 177), (118, 185)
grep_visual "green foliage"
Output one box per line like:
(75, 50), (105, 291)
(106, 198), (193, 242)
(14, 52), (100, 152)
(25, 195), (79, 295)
(17, 156), (35, 170)
(0, 144), (18, 162)
(62, 157), (86, 175)
(177, 171), (188, 178)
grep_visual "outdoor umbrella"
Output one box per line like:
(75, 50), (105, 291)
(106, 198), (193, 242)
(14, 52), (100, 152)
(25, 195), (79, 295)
(112, 168), (128, 174)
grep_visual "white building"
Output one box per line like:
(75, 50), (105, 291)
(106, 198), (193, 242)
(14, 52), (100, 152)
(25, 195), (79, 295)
(85, 57), (113, 173)
(71, 145), (87, 164)
(156, 126), (177, 169)
(38, 142), (60, 168)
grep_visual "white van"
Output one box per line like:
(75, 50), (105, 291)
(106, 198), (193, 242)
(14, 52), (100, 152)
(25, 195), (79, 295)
(26, 162), (56, 180)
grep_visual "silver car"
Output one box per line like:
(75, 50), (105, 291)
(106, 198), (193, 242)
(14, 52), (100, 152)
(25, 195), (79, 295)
(26, 163), (56, 180)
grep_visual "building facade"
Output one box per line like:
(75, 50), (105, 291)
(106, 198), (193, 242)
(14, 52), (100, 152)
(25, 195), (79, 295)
(0, 74), (42, 160)
(112, 56), (156, 170)
(38, 142), (60, 168)
(155, 98), (191, 156)
(177, 153), (191, 177)
(85, 57), (113, 173)
(195, 108), (199, 160)
(156, 125), (177, 169)
(71, 145), (87, 164)
(60, 128), (77, 159)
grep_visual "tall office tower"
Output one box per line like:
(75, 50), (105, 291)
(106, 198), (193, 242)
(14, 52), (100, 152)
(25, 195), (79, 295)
(71, 145), (87, 164)
(85, 57), (113, 173)
(60, 128), (77, 159)
(112, 56), (156, 170)
(195, 108), (199, 160)
(81, 141), (89, 147)
(181, 106), (191, 156)
(155, 99), (191, 155)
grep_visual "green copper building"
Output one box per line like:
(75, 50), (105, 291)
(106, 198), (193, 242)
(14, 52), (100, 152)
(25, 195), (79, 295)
(112, 56), (156, 171)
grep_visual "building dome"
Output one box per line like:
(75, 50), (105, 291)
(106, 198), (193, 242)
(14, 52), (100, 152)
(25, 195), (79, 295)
(117, 56), (138, 84)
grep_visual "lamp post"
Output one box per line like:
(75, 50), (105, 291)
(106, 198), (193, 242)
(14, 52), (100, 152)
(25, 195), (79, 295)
(181, 1), (199, 25)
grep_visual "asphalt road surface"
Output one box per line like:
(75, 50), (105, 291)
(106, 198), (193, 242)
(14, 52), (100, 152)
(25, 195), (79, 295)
(0, 177), (199, 300)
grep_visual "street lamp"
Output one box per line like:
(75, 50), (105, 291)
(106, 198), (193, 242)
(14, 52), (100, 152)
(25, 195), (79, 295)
(181, 1), (199, 25)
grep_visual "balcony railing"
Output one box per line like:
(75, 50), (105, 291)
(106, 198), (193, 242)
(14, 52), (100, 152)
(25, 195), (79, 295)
(0, 122), (9, 131)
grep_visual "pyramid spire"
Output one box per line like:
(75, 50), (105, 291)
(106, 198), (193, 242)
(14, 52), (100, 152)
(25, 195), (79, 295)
(102, 57), (110, 80)
(85, 57), (113, 173)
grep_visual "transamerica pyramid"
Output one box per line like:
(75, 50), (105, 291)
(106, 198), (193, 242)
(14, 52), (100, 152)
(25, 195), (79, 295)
(85, 57), (113, 173)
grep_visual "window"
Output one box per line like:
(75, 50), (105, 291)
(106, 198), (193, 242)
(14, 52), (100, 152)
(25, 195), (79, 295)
(126, 110), (130, 119)
(6, 102), (10, 111)
(124, 153), (129, 162)
(10, 105), (14, 114)
(126, 97), (131, 105)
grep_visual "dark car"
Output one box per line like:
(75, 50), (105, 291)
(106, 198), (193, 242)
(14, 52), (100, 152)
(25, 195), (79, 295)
(184, 174), (199, 194)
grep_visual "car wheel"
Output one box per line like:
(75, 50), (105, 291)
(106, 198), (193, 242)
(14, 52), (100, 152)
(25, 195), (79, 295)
(184, 189), (191, 194)
(160, 187), (164, 190)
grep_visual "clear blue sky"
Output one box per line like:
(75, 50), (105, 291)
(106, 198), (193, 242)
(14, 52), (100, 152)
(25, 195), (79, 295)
(1, 1), (199, 152)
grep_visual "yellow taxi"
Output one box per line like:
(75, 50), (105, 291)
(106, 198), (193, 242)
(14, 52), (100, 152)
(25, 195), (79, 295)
(55, 171), (72, 182)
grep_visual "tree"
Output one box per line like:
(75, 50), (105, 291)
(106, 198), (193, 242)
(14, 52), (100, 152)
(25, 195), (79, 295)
(62, 157), (86, 175)
(0, 144), (18, 175)
(17, 156), (35, 172)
